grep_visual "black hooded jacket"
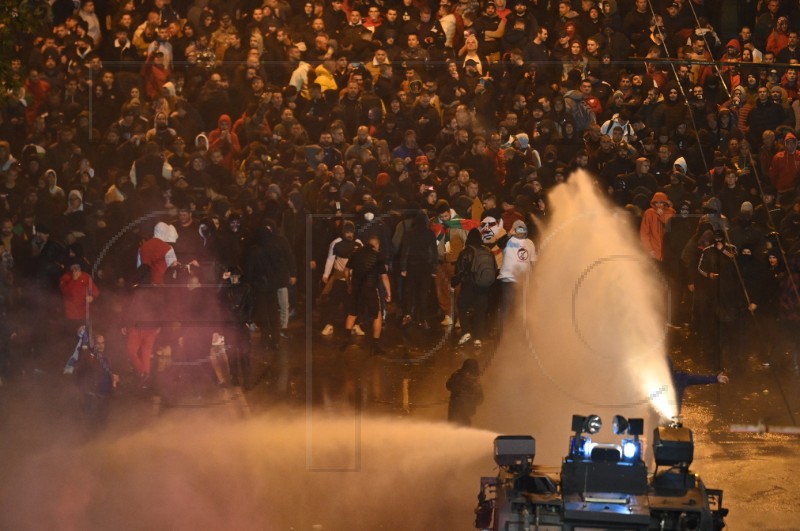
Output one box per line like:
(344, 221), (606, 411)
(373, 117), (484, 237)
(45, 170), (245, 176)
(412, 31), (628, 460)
(399, 210), (438, 273)
(281, 191), (308, 263)
(245, 226), (297, 291)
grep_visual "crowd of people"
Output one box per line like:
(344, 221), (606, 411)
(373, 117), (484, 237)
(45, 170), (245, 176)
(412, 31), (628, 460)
(2, 0), (800, 397)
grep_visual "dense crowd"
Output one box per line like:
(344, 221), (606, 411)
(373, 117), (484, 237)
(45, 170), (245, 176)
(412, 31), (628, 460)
(2, 0), (800, 394)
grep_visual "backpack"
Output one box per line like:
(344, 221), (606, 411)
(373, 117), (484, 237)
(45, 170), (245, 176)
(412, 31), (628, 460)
(565, 95), (596, 133)
(469, 245), (496, 288)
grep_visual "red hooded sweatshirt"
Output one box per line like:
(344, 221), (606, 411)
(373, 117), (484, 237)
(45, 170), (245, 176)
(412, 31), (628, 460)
(208, 114), (242, 171)
(769, 132), (800, 193)
(640, 191), (676, 261)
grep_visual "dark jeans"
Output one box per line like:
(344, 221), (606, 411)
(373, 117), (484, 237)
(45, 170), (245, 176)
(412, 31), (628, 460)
(458, 283), (490, 340)
(498, 281), (518, 338)
(403, 263), (434, 322)
(254, 288), (278, 344)
(223, 322), (250, 385)
(320, 279), (349, 325)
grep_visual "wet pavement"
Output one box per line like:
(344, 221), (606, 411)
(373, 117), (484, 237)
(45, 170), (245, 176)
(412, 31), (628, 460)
(672, 330), (800, 530)
(1, 306), (799, 530)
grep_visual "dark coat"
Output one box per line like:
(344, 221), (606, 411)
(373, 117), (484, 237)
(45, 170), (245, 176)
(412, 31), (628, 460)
(245, 228), (297, 292)
(697, 243), (748, 322)
(747, 99), (786, 147)
(399, 211), (437, 274)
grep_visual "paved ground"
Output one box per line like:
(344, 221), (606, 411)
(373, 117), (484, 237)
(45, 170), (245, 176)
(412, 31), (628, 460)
(0, 310), (798, 530)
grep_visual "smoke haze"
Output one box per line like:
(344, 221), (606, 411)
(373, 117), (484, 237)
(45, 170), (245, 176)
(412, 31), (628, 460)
(0, 171), (680, 529)
(0, 407), (494, 530)
(475, 170), (676, 464)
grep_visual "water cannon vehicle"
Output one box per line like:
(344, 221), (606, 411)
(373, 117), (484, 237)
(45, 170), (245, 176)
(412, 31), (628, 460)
(475, 414), (727, 530)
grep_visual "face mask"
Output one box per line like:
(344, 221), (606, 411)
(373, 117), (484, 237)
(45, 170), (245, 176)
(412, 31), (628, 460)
(364, 212), (375, 222)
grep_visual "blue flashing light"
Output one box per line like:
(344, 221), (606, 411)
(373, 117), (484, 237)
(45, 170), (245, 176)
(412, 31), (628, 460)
(621, 439), (640, 461)
(583, 440), (595, 459)
(570, 435), (590, 458)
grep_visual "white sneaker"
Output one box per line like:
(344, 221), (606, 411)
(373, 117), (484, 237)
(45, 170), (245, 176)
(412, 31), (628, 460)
(473, 339), (482, 348)
(352, 324), (366, 336)
(440, 315), (453, 326)
(458, 333), (472, 345)
(321, 324), (334, 336)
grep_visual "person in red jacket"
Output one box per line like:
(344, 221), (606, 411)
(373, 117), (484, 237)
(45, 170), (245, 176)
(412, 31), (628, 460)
(207, 114), (241, 171)
(640, 191), (675, 262)
(138, 222), (178, 285)
(122, 282), (163, 389)
(768, 132), (800, 201)
(59, 260), (99, 328)
(142, 50), (171, 100)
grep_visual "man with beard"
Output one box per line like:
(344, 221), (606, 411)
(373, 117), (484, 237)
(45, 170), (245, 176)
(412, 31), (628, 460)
(523, 26), (550, 78)
(473, 2), (505, 63)
(508, 0), (538, 41)
(318, 131), (344, 168)
(439, 128), (472, 166)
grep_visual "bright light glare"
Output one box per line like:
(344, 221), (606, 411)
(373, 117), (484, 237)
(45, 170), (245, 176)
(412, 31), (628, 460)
(582, 440), (595, 459)
(639, 363), (678, 420)
(622, 441), (638, 460)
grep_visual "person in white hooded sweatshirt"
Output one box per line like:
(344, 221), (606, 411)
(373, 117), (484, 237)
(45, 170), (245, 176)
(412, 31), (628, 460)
(497, 219), (536, 335)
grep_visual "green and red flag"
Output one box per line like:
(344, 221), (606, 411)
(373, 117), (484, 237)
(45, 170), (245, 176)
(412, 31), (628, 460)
(431, 218), (479, 238)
